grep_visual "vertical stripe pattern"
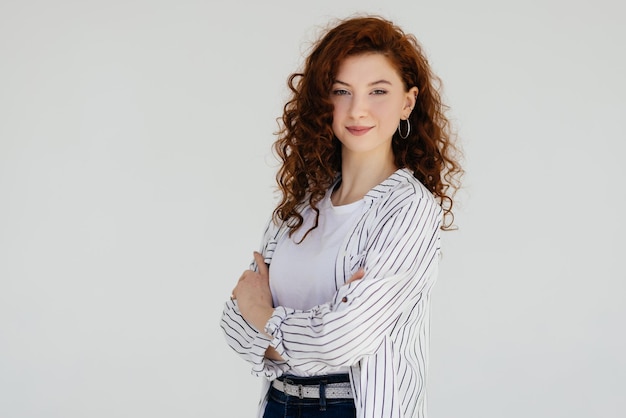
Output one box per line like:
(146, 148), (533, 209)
(220, 168), (442, 418)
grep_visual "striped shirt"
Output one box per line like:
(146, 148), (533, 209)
(220, 168), (442, 418)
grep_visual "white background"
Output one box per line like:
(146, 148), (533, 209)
(1, 0), (624, 417)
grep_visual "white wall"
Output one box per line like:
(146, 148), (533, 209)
(1, 1), (624, 417)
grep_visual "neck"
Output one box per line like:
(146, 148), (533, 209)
(332, 151), (397, 206)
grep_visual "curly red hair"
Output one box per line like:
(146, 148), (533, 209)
(273, 15), (463, 235)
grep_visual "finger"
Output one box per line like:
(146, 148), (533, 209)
(253, 251), (269, 278)
(347, 267), (365, 284)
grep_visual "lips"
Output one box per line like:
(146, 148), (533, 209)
(346, 126), (373, 136)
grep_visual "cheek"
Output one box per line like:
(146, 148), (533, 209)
(371, 101), (401, 122)
(331, 99), (348, 116)
(331, 102), (347, 129)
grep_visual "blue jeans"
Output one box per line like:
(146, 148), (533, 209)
(263, 375), (356, 418)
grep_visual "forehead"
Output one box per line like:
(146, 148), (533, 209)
(334, 53), (402, 83)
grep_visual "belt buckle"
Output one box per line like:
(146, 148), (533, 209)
(282, 378), (304, 399)
(282, 379), (288, 396)
(282, 378), (291, 396)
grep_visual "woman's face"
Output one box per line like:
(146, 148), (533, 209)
(330, 53), (417, 161)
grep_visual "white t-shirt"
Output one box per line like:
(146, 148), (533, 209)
(269, 187), (364, 310)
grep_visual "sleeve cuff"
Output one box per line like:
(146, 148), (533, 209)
(248, 306), (293, 380)
(264, 306), (291, 351)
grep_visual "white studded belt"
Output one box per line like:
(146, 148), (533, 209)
(271, 378), (353, 399)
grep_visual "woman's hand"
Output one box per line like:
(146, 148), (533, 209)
(347, 267), (365, 284)
(231, 251), (275, 334)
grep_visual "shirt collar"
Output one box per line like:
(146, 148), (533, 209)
(363, 168), (414, 204)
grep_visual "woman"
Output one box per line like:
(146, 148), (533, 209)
(221, 15), (462, 418)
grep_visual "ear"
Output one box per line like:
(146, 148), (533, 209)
(403, 86), (419, 119)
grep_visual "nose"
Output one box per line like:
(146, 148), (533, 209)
(348, 94), (368, 119)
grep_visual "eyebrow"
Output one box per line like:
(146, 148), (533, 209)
(333, 79), (393, 87)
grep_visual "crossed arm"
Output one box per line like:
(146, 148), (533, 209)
(231, 251), (365, 361)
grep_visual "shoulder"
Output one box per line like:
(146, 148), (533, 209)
(358, 169), (442, 238)
(376, 169), (440, 214)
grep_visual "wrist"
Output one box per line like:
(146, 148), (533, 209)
(252, 305), (275, 336)
(241, 302), (274, 335)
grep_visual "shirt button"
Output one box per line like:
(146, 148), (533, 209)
(342, 297), (348, 303)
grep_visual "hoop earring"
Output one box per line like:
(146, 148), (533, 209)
(398, 119), (410, 139)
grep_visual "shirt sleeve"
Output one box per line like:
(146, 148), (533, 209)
(220, 299), (269, 361)
(262, 193), (442, 374)
(219, 218), (291, 379)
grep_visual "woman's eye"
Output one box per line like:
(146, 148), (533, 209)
(332, 89), (350, 96)
(372, 89), (387, 95)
